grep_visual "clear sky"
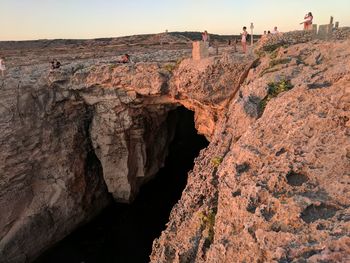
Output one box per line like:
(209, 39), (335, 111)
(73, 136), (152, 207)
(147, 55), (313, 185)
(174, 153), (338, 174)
(1, 0), (349, 41)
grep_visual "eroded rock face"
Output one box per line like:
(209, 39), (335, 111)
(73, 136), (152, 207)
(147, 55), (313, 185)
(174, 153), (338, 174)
(0, 79), (109, 262)
(151, 39), (350, 262)
(0, 47), (253, 262)
(2, 35), (348, 263)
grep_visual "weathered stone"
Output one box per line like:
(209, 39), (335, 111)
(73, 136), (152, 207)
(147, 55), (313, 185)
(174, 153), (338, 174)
(151, 39), (350, 263)
(192, 41), (209, 60)
(0, 42), (255, 262)
(0, 32), (350, 263)
(318, 24), (332, 39)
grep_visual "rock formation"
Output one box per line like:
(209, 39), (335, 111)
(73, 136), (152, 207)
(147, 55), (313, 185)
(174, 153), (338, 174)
(0, 32), (349, 262)
(151, 36), (350, 262)
(0, 40), (254, 261)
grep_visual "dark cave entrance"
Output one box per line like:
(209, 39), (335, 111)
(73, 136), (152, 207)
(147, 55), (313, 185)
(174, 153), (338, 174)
(34, 106), (209, 263)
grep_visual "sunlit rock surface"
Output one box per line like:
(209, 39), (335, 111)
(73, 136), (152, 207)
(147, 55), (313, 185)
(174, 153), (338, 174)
(0, 33), (349, 262)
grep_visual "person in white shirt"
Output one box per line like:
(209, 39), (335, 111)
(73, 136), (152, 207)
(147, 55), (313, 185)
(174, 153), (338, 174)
(271, 26), (279, 34)
(0, 58), (5, 77)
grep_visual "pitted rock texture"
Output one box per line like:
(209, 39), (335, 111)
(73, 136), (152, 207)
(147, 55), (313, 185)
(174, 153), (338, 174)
(0, 43), (253, 262)
(151, 39), (350, 262)
(0, 80), (110, 262)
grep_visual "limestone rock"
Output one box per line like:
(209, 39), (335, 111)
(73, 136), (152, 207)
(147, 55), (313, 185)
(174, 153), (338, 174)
(151, 39), (350, 263)
(0, 34), (349, 263)
(0, 42), (254, 262)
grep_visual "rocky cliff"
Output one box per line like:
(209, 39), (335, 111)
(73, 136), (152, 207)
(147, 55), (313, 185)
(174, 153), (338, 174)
(0, 42), (253, 261)
(151, 37), (350, 262)
(0, 33), (349, 262)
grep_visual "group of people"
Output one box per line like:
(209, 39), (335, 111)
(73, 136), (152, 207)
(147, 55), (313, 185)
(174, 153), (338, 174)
(201, 12), (313, 55)
(240, 12), (313, 54)
(263, 26), (280, 35)
(48, 53), (131, 72)
(50, 59), (61, 70)
(1, 12), (314, 76)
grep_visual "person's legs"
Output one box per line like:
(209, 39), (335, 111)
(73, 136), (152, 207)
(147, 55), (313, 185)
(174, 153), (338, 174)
(242, 41), (247, 53)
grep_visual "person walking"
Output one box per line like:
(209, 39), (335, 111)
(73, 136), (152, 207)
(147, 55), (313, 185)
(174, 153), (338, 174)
(241, 26), (248, 54)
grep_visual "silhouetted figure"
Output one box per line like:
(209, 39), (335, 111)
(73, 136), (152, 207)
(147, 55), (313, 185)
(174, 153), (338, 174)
(51, 59), (61, 70)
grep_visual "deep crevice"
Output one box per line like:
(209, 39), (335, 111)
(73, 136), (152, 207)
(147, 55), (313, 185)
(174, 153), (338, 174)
(34, 106), (209, 263)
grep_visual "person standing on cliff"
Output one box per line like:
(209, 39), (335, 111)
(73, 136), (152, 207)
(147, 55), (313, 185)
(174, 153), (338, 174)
(241, 27), (248, 54)
(300, 12), (313, 30)
(202, 30), (210, 48)
(0, 58), (6, 77)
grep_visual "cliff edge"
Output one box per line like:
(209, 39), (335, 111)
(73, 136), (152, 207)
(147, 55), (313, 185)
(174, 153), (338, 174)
(0, 32), (349, 262)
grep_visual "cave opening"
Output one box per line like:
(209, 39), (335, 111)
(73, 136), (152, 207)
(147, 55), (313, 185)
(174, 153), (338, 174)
(34, 106), (209, 263)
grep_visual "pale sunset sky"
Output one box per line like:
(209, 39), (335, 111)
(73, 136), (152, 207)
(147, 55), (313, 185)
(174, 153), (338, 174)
(0, 0), (349, 41)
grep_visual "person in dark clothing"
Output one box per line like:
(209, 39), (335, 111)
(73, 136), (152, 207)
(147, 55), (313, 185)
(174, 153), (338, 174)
(117, 54), (130, 63)
(51, 59), (61, 69)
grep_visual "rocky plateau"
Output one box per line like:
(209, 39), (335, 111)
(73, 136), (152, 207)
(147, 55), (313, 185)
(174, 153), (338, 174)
(0, 31), (349, 262)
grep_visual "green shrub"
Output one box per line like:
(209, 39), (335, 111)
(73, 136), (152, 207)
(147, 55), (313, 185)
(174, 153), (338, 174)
(267, 79), (293, 97)
(211, 157), (223, 167)
(199, 209), (216, 243)
(258, 79), (293, 116)
(163, 63), (176, 73)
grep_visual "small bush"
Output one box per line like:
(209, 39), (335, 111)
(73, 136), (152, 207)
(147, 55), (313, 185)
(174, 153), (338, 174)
(258, 79), (294, 117)
(199, 209), (216, 243)
(163, 63), (176, 73)
(267, 79), (293, 97)
(211, 157), (223, 167)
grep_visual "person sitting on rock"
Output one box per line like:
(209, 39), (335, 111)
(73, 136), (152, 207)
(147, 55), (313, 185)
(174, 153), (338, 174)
(0, 58), (6, 77)
(117, 54), (130, 63)
(50, 59), (61, 70)
(272, 26), (280, 34)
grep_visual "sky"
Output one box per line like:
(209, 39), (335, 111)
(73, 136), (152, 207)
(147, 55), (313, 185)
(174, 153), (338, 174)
(0, 0), (349, 41)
